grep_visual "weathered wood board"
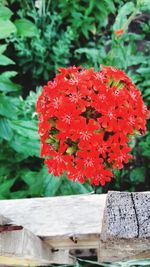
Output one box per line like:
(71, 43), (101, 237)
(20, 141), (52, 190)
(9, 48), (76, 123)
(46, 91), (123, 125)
(0, 223), (51, 266)
(99, 191), (150, 262)
(0, 194), (106, 249)
(0, 215), (74, 266)
(0, 214), (12, 225)
(1, 192), (150, 265)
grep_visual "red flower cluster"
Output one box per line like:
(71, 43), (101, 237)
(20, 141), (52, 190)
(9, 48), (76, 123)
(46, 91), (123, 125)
(36, 66), (149, 186)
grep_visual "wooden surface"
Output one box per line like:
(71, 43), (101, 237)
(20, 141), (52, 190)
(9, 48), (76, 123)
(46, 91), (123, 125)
(99, 191), (150, 262)
(0, 214), (11, 225)
(101, 191), (150, 239)
(0, 220), (51, 266)
(0, 214), (74, 266)
(1, 192), (150, 264)
(0, 194), (106, 249)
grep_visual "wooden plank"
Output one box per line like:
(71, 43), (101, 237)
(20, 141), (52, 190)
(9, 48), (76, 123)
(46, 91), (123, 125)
(0, 194), (106, 249)
(46, 233), (99, 249)
(0, 214), (11, 225)
(0, 220), (51, 266)
(99, 191), (150, 262)
(0, 214), (75, 266)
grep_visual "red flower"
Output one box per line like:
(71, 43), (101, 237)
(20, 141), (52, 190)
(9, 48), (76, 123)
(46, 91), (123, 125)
(36, 65), (149, 185)
(114, 29), (124, 37)
(108, 144), (132, 169)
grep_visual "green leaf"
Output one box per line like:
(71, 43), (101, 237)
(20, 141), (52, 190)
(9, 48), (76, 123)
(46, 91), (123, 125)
(0, 95), (18, 119)
(138, 0), (150, 11)
(122, 258), (150, 266)
(10, 120), (39, 139)
(0, 19), (16, 39)
(0, 178), (16, 199)
(104, 0), (116, 14)
(0, 44), (7, 54)
(0, 118), (13, 140)
(0, 165), (9, 177)
(10, 135), (40, 157)
(55, 175), (92, 196)
(137, 67), (150, 75)
(0, 73), (20, 92)
(21, 169), (45, 197)
(142, 88), (150, 97)
(0, 71), (18, 79)
(0, 6), (13, 20)
(44, 170), (93, 197)
(139, 134), (150, 157)
(0, 54), (15, 65)
(130, 167), (145, 183)
(15, 19), (38, 37)
(44, 173), (64, 196)
(85, 0), (95, 16)
(142, 80), (150, 88)
(67, 179), (92, 194)
(10, 190), (28, 199)
(58, 177), (75, 195)
(75, 47), (105, 68)
(77, 258), (118, 266)
(113, 2), (135, 30)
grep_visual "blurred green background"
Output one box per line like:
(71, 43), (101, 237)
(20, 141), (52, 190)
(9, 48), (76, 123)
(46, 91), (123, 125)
(0, 0), (150, 199)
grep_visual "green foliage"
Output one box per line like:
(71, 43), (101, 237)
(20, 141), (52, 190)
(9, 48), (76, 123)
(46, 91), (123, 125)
(47, 258), (150, 267)
(0, 6), (12, 19)
(56, 0), (116, 38)
(0, 6), (16, 39)
(113, 2), (135, 31)
(0, 0), (150, 199)
(9, 5), (74, 86)
(129, 167), (145, 184)
(14, 18), (38, 37)
(0, 45), (14, 65)
(139, 133), (150, 157)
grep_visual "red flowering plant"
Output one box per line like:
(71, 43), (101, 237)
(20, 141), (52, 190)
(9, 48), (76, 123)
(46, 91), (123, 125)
(36, 66), (149, 186)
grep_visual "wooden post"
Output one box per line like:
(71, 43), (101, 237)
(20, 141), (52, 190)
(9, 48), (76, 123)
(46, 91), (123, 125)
(99, 191), (150, 262)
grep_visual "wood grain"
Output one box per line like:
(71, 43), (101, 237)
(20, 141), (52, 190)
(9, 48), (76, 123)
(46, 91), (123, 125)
(99, 191), (150, 262)
(0, 194), (106, 249)
(0, 214), (75, 266)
